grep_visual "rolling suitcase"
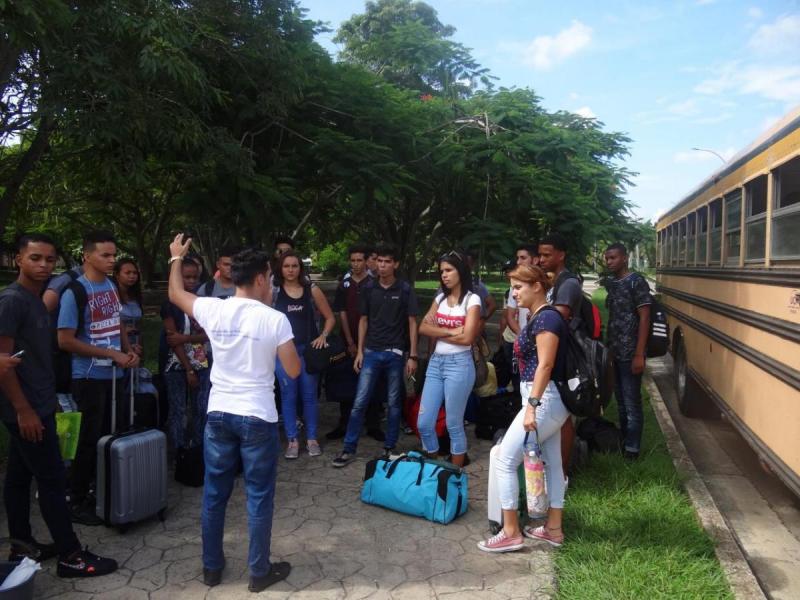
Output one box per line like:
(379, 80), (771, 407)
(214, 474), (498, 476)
(96, 367), (168, 532)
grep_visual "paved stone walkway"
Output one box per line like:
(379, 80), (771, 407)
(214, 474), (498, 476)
(6, 403), (556, 599)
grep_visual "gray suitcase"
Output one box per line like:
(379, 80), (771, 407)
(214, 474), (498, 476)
(96, 368), (168, 531)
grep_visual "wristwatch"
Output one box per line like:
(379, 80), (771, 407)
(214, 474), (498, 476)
(527, 396), (541, 408)
(408, 356), (419, 361)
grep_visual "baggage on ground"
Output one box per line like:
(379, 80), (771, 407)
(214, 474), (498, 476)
(96, 368), (168, 532)
(360, 451), (467, 524)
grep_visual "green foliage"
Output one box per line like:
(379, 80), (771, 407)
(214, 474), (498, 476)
(4, 0), (642, 287)
(315, 240), (352, 276)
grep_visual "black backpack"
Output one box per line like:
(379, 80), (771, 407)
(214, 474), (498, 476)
(553, 272), (602, 340)
(576, 416), (622, 454)
(544, 306), (614, 418)
(621, 273), (669, 358)
(51, 271), (88, 393)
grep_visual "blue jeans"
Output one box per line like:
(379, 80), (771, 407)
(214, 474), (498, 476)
(202, 411), (280, 578)
(343, 350), (404, 453)
(165, 368), (211, 448)
(418, 351), (475, 455)
(276, 347), (318, 440)
(614, 360), (644, 453)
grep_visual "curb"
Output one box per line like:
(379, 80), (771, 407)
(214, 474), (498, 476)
(644, 373), (766, 600)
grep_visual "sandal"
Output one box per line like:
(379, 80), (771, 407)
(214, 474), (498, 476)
(523, 525), (564, 547)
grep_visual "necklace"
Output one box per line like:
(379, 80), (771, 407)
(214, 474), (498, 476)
(530, 302), (548, 316)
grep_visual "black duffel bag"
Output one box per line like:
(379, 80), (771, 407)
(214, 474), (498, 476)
(304, 335), (346, 374)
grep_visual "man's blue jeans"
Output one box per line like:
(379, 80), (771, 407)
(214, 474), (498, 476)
(343, 350), (404, 453)
(202, 411), (279, 578)
(614, 360), (644, 453)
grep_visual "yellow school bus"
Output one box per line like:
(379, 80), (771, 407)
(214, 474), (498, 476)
(656, 105), (800, 497)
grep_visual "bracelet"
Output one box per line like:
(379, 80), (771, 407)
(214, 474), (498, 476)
(168, 256), (184, 265)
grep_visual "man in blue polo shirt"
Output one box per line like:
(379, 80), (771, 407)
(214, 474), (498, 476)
(332, 245), (419, 467)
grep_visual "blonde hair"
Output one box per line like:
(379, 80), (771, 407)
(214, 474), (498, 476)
(507, 264), (553, 292)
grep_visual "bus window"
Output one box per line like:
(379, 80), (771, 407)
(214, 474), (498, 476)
(697, 205), (708, 265)
(656, 230), (662, 266)
(710, 198), (722, 264)
(671, 222), (679, 265)
(724, 190), (742, 265)
(678, 218), (687, 265)
(687, 212), (696, 264)
(745, 175), (767, 261)
(772, 156), (800, 259)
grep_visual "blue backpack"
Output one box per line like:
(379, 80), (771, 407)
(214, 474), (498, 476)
(360, 451), (468, 524)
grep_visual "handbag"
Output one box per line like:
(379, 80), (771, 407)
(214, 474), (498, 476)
(303, 334), (345, 374)
(471, 342), (489, 388)
(174, 444), (205, 487)
(360, 451), (468, 524)
(523, 432), (549, 516)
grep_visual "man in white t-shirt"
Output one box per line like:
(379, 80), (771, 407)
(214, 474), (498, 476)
(503, 244), (538, 392)
(167, 235), (301, 593)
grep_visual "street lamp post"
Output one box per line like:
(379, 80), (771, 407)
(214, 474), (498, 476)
(691, 147), (726, 164)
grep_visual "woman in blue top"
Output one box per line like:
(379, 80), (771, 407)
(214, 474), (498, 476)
(273, 252), (335, 459)
(479, 265), (570, 553)
(113, 258), (143, 357)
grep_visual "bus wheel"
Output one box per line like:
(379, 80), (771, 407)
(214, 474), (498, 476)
(673, 337), (710, 418)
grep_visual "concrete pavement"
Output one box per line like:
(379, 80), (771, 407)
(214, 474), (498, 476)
(10, 402), (556, 599)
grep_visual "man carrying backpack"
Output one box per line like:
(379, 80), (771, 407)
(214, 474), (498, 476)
(196, 247), (238, 300)
(57, 231), (139, 525)
(538, 233), (584, 476)
(603, 243), (651, 460)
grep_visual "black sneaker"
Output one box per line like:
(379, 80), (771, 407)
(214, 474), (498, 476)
(69, 499), (103, 526)
(203, 558), (225, 587)
(249, 561), (291, 592)
(331, 451), (355, 468)
(57, 547), (118, 578)
(379, 447), (396, 461)
(8, 539), (57, 562)
(623, 450), (640, 461)
(367, 428), (386, 442)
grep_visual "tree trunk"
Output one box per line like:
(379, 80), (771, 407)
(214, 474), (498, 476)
(0, 116), (53, 236)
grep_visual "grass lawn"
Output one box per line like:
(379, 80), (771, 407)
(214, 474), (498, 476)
(552, 290), (732, 598)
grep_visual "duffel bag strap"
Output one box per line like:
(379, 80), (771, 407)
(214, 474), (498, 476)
(384, 453), (409, 478)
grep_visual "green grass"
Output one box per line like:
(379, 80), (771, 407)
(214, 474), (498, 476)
(553, 295), (732, 599)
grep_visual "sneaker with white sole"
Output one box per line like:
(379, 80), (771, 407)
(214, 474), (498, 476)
(285, 440), (299, 459)
(307, 440), (322, 457)
(477, 530), (525, 553)
(331, 451), (355, 468)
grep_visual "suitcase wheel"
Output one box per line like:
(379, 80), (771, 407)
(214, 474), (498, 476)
(158, 508), (167, 522)
(488, 520), (502, 535)
(117, 524), (130, 535)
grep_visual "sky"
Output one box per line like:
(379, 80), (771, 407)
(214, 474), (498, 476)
(298, 0), (800, 223)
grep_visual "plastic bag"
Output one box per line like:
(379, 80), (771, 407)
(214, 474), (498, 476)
(0, 557), (40, 591)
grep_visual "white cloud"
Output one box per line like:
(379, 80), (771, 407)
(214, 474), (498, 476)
(574, 106), (596, 118)
(518, 21), (592, 70)
(695, 62), (800, 103)
(748, 14), (800, 56)
(568, 91), (580, 100)
(666, 99), (700, 117)
(747, 7), (763, 19)
(696, 0), (716, 5)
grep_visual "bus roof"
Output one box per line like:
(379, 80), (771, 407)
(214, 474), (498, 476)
(661, 104), (800, 223)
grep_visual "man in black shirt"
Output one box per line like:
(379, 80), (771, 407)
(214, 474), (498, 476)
(0, 233), (117, 577)
(332, 245), (419, 467)
(604, 243), (651, 459)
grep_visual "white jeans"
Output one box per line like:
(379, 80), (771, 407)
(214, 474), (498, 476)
(495, 381), (570, 510)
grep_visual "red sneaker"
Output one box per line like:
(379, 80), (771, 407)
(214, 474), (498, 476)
(477, 530), (524, 553)
(523, 525), (564, 547)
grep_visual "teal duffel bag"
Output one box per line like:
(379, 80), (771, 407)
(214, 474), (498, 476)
(360, 451), (468, 524)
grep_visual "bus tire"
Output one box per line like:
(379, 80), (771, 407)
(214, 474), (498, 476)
(673, 335), (703, 418)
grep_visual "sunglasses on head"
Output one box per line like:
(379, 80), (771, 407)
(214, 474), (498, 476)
(439, 251), (464, 262)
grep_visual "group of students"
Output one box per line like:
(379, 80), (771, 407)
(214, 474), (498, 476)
(0, 227), (651, 590)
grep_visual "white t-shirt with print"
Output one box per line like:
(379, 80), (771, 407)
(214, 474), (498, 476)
(192, 296), (294, 422)
(432, 292), (482, 355)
